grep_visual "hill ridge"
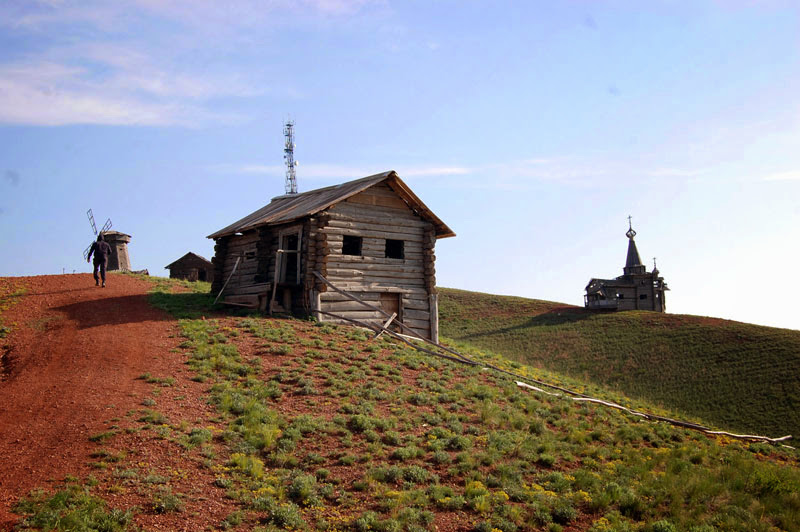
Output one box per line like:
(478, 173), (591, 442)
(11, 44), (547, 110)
(438, 287), (800, 440)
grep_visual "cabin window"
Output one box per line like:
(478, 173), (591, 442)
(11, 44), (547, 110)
(639, 294), (648, 300)
(342, 235), (362, 256)
(385, 239), (404, 260)
(617, 293), (625, 299)
(245, 251), (256, 261)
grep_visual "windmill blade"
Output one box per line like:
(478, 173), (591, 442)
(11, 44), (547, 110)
(100, 218), (112, 233)
(83, 242), (93, 260)
(87, 209), (98, 235)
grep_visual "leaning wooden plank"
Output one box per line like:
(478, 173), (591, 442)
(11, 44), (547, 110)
(374, 312), (397, 339)
(213, 256), (241, 304)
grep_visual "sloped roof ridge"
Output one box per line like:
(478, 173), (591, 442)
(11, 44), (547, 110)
(165, 251), (213, 269)
(207, 170), (454, 239)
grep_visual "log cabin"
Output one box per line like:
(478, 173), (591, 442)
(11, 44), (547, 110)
(207, 171), (455, 341)
(165, 252), (215, 283)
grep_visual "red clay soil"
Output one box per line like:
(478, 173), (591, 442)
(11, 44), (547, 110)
(0, 274), (183, 530)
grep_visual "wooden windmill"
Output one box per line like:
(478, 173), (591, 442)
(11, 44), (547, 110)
(83, 209), (133, 271)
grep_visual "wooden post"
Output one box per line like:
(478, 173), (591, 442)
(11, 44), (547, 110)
(310, 289), (321, 321)
(429, 293), (439, 344)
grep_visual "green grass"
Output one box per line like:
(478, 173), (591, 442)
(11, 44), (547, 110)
(127, 273), (216, 319)
(167, 311), (800, 531)
(13, 484), (135, 531)
(439, 287), (800, 439)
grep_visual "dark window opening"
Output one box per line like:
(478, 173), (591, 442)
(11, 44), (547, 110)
(281, 233), (300, 284)
(245, 251), (256, 260)
(342, 235), (363, 256)
(639, 294), (648, 300)
(617, 293), (625, 299)
(385, 239), (404, 259)
(198, 270), (207, 282)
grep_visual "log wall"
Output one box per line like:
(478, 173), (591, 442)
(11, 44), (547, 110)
(217, 232), (264, 296)
(317, 183), (437, 339)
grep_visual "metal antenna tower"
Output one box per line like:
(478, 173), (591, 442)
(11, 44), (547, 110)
(283, 119), (298, 194)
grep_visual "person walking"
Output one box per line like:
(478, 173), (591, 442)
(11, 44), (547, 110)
(87, 233), (113, 287)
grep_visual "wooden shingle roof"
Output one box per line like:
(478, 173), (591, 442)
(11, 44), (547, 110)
(207, 171), (455, 239)
(165, 252), (213, 269)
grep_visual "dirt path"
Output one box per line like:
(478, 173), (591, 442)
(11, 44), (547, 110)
(0, 273), (179, 529)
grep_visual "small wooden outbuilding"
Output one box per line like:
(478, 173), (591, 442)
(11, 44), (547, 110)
(165, 252), (215, 283)
(207, 171), (455, 341)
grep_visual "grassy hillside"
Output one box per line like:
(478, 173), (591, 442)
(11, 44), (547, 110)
(5, 275), (800, 531)
(438, 287), (800, 440)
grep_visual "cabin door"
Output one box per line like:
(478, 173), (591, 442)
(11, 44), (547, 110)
(278, 231), (302, 285)
(378, 293), (402, 330)
(271, 227), (303, 314)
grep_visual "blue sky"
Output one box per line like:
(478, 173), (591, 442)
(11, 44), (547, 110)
(1, 0), (799, 330)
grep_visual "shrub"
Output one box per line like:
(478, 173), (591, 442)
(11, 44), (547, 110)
(229, 453), (264, 479)
(339, 455), (357, 466)
(447, 435), (472, 451)
(382, 431), (402, 445)
(551, 501), (577, 525)
(13, 486), (133, 531)
(347, 414), (375, 433)
(252, 496), (306, 529)
(152, 487), (183, 513)
(371, 465), (402, 484)
(402, 465), (431, 484)
(647, 521), (677, 532)
(288, 472), (319, 506)
(536, 453), (556, 467)
(188, 427), (213, 446)
(391, 445), (423, 461)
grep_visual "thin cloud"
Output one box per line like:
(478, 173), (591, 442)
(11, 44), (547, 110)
(215, 155), (721, 191)
(0, 0), (372, 127)
(762, 171), (800, 182)
(0, 64), (246, 126)
(645, 167), (708, 178)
